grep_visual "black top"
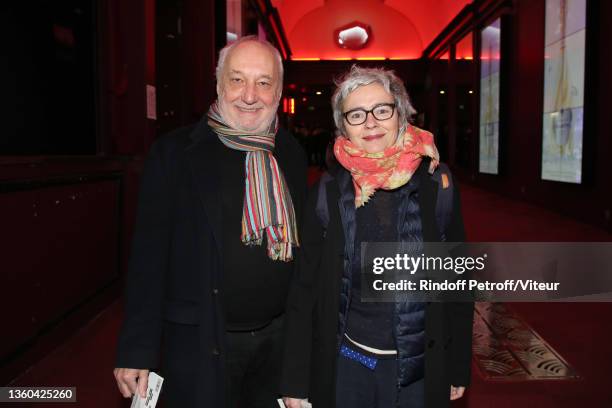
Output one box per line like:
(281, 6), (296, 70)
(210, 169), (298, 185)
(220, 146), (293, 331)
(345, 188), (401, 351)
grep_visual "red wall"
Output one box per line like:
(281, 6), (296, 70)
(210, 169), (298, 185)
(1, 0), (222, 383)
(1, 178), (120, 363)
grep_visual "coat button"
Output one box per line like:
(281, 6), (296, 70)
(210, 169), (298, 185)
(427, 340), (436, 349)
(212, 288), (219, 295)
(212, 348), (220, 356)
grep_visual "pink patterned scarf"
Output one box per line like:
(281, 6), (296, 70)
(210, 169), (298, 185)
(333, 125), (440, 207)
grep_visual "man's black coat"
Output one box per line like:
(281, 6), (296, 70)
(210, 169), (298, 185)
(116, 118), (307, 407)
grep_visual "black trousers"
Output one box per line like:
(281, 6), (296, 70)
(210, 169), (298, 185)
(159, 316), (283, 408)
(225, 315), (284, 408)
(335, 353), (425, 408)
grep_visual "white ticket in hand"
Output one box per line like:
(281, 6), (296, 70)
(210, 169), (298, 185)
(130, 372), (164, 408)
(277, 398), (312, 408)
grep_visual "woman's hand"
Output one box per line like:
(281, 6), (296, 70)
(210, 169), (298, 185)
(283, 397), (304, 408)
(450, 385), (465, 400)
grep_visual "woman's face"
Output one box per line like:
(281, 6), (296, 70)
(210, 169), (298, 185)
(342, 83), (399, 154)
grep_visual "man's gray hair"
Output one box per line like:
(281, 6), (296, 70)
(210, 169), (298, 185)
(331, 65), (417, 136)
(216, 35), (284, 96)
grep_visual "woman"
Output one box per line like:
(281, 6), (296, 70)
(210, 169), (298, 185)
(280, 66), (473, 408)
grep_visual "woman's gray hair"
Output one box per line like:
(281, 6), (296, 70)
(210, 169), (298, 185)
(216, 35), (284, 96)
(331, 65), (417, 136)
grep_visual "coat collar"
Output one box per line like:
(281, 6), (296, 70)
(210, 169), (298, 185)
(184, 117), (293, 252)
(415, 158), (441, 242)
(185, 118), (225, 251)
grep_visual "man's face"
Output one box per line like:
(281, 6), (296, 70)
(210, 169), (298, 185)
(217, 41), (281, 133)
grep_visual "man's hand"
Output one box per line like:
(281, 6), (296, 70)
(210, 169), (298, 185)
(450, 385), (465, 400)
(282, 397), (304, 408)
(114, 368), (149, 398)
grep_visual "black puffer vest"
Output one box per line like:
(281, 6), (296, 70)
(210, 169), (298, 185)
(334, 168), (426, 387)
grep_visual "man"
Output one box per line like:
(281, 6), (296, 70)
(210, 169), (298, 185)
(113, 36), (307, 407)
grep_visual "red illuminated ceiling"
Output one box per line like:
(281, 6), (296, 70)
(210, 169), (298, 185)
(271, 0), (472, 60)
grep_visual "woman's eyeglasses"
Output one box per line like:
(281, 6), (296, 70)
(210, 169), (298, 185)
(343, 103), (396, 126)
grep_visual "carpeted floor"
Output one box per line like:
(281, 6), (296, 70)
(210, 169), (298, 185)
(9, 179), (612, 407)
(449, 184), (612, 408)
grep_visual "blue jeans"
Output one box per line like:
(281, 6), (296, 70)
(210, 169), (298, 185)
(335, 353), (425, 408)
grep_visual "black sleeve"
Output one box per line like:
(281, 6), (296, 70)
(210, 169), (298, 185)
(445, 171), (466, 243)
(293, 142), (309, 223)
(279, 184), (325, 398)
(447, 180), (474, 386)
(115, 140), (172, 369)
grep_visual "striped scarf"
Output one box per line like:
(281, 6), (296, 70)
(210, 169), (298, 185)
(207, 102), (299, 262)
